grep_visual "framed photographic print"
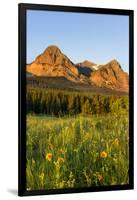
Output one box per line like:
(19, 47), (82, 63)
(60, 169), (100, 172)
(18, 3), (134, 196)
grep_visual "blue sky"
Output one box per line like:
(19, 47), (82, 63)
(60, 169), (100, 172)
(27, 10), (129, 72)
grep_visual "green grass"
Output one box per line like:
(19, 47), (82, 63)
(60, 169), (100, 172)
(26, 114), (129, 190)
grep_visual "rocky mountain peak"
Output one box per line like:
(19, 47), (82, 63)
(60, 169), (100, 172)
(90, 59), (128, 91)
(46, 45), (61, 51)
(35, 45), (70, 66)
(105, 59), (122, 71)
(81, 60), (96, 67)
(27, 45), (79, 82)
(42, 45), (62, 58)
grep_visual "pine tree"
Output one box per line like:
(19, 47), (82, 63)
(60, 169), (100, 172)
(82, 99), (92, 115)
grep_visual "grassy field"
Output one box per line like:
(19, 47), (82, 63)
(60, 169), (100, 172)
(26, 114), (129, 190)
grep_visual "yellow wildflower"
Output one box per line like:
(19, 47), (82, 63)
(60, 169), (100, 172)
(39, 172), (44, 180)
(97, 174), (103, 182)
(113, 138), (119, 146)
(57, 157), (64, 164)
(59, 149), (66, 154)
(32, 158), (35, 165)
(100, 151), (108, 158)
(59, 181), (65, 188)
(45, 153), (52, 161)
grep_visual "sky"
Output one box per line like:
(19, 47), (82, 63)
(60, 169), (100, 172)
(27, 10), (129, 72)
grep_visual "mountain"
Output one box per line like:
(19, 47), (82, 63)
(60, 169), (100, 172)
(77, 60), (98, 70)
(27, 45), (80, 83)
(90, 59), (129, 92)
(76, 60), (101, 76)
(77, 60), (96, 68)
(26, 45), (129, 93)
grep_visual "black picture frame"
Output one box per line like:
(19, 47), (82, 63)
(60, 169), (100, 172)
(18, 3), (134, 196)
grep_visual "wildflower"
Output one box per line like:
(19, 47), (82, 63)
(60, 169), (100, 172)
(39, 172), (44, 180)
(113, 158), (117, 162)
(59, 180), (65, 188)
(54, 157), (64, 167)
(113, 138), (119, 146)
(59, 149), (66, 154)
(100, 151), (108, 158)
(97, 174), (103, 182)
(57, 157), (64, 164)
(73, 148), (78, 152)
(45, 153), (52, 161)
(32, 158), (35, 165)
(39, 172), (44, 184)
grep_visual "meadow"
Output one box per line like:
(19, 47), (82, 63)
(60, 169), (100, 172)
(26, 113), (129, 190)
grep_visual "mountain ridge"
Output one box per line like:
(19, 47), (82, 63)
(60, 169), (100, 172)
(27, 45), (129, 93)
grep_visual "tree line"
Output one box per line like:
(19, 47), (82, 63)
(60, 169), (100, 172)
(27, 87), (128, 116)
